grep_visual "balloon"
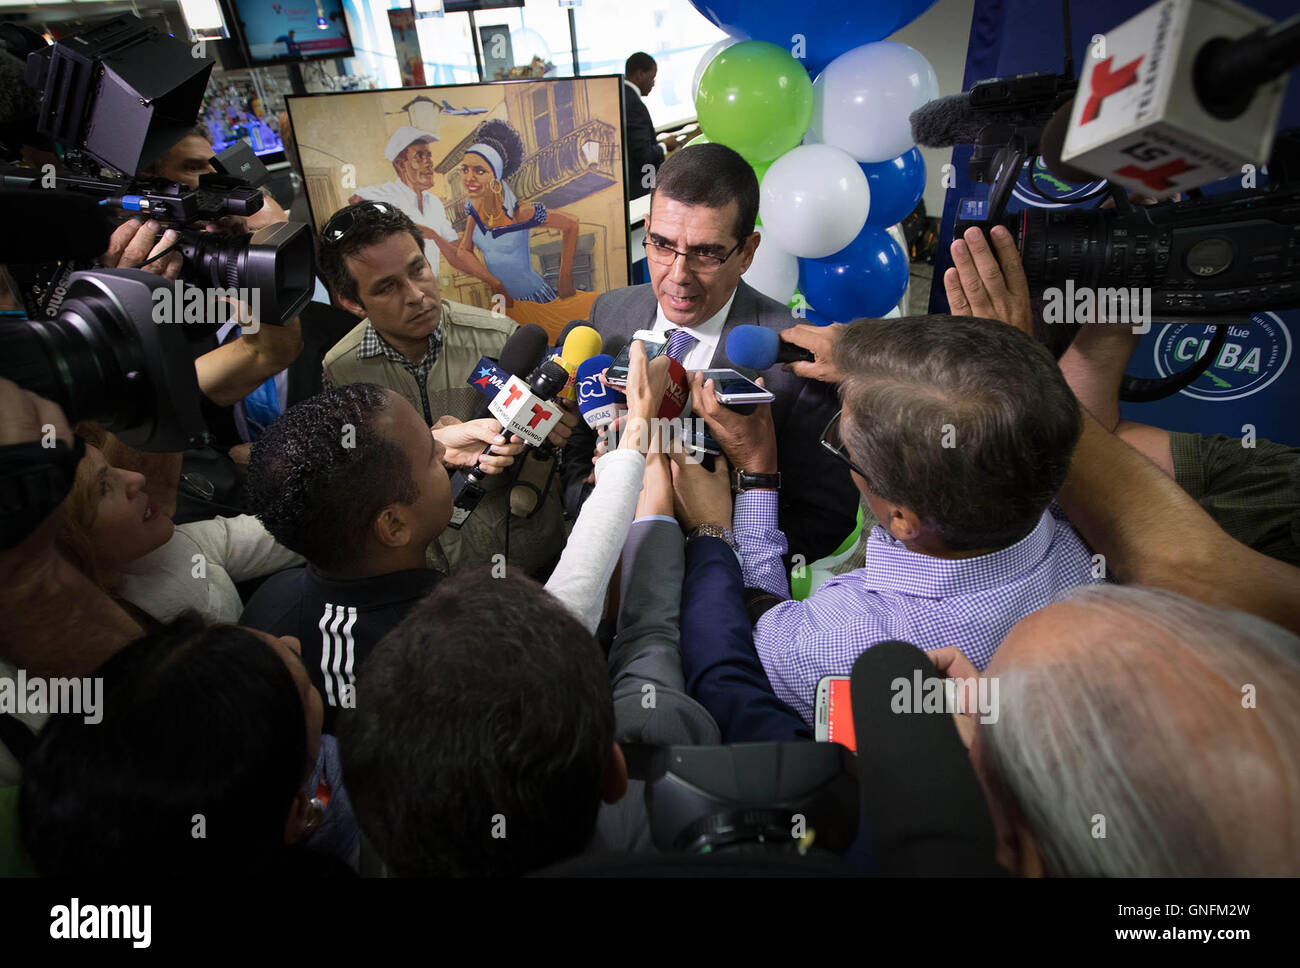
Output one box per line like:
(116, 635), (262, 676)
(750, 158), (771, 185)
(686, 0), (908, 77)
(799, 224), (909, 320)
(861, 148), (926, 227)
(758, 144), (869, 259)
(691, 38), (741, 102)
(742, 234), (799, 304)
(809, 42), (939, 163)
(695, 41), (814, 163)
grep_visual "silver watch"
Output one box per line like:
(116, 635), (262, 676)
(686, 523), (737, 551)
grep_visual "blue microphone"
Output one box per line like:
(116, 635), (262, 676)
(724, 325), (814, 371)
(576, 354), (625, 432)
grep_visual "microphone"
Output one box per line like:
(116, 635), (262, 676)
(1037, 98), (1102, 185)
(0, 189), (113, 264)
(542, 323), (602, 407)
(724, 324), (814, 371)
(446, 324), (549, 529)
(909, 91), (1059, 149)
(575, 354), (624, 432)
(1059, 0), (1297, 197)
(656, 357), (689, 420)
(464, 323), (549, 421)
(850, 642), (1003, 875)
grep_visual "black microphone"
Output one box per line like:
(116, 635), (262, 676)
(0, 189), (113, 264)
(850, 642), (1003, 875)
(1037, 98), (1100, 185)
(909, 93), (987, 148)
(447, 324), (549, 529)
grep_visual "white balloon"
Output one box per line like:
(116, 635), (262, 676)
(810, 41), (940, 164)
(758, 144), (870, 259)
(691, 38), (741, 104)
(742, 234), (799, 304)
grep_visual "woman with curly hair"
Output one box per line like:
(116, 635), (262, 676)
(456, 118), (599, 337)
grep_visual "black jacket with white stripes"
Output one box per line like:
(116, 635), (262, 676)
(240, 565), (441, 734)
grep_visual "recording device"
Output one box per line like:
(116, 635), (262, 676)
(529, 325), (601, 459)
(3, 15), (313, 327)
(700, 369), (775, 405)
(447, 324), (549, 529)
(605, 330), (668, 386)
(657, 357), (692, 419)
(1059, 0), (1296, 197)
(850, 643), (1002, 874)
(575, 354), (624, 432)
(724, 324), (815, 370)
(916, 0), (1300, 401)
(0, 269), (210, 451)
(814, 675), (856, 751)
(624, 742), (860, 857)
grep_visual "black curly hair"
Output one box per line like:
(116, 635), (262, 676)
(466, 118), (525, 179)
(246, 384), (419, 573)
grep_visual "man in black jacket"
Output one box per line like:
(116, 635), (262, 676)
(624, 52), (664, 200)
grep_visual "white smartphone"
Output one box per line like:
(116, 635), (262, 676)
(814, 675), (855, 751)
(699, 368), (776, 405)
(605, 330), (668, 387)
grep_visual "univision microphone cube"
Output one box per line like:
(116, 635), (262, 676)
(488, 375), (564, 448)
(1061, 0), (1283, 198)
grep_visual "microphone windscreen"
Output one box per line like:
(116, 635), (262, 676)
(576, 353), (624, 428)
(559, 324), (602, 368)
(724, 324), (781, 371)
(554, 318), (588, 349)
(498, 323), (550, 378)
(1038, 98), (1101, 185)
(850, 642), (1002, 875)
(909, 93), (982, 148)
(2, 190), (112, 263)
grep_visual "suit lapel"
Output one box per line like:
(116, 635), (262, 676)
(714, 281), (758, 367)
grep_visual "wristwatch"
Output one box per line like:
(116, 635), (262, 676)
(686, 523), (737, 552)
(733, 470), (782, 493)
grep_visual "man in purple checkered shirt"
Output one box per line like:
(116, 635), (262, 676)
(695, 314), (1103, 724)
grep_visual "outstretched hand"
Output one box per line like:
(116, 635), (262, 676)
(944, 224), (1033, 338)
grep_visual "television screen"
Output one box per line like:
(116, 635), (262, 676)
(230, 0), (354, 64)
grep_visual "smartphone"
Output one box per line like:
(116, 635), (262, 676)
(814, 675), (856, 752)
(605, 330), (668, 387)
(700, 368), (776, 405)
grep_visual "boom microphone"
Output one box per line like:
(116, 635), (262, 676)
(850, 642), (1002, 875)
(724, 324), (814, 371)
(909, 94), (986, 148)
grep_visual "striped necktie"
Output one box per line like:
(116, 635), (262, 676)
(665, 328), (698, 363)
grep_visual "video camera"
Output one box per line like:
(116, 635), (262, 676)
(924, 0), (1300, 401)
(0, 15), (315, 450)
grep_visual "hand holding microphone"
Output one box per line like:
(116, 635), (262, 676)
(432, 415), (524, 475)
(724, 323), (846, 384)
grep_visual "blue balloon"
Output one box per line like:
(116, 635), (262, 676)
(799, 225), (909, 321)
(862, 148), (926, 228)
(687, 0), (904, 77)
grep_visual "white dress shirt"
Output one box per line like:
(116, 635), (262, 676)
(353, 178), (458, 276)
(651, 288), (737, 371)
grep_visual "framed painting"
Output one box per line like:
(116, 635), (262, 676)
(287, 76), (629, 340)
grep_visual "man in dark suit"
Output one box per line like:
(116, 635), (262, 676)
(561, 142), (859, 566)
(623, 52), (664, 201)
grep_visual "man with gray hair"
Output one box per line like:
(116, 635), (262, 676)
(695, 314), (1102, 723)
(958, 584), (1300, 876)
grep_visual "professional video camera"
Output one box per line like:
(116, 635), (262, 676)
(625, 742), (859, 859)
(2, 15), (313, 328)
(914, 0), (1300, 401)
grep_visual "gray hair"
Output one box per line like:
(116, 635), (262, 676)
(980, 584), (1300, 875)
(833, 314), (1080, 550)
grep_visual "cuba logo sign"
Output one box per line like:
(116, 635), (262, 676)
(1153, 313), (1291, 402)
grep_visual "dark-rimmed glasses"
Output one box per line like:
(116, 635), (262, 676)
(820, 410), (869, 479)
(321, 201), (398, 245)
(643, 234), (744, 273)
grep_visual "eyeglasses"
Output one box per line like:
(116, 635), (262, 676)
(819, 410), (869, 479)
(321, 201), (398, 245)
(643, 234), (743, 273)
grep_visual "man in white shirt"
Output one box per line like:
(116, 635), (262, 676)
(349, 126), (504, 295)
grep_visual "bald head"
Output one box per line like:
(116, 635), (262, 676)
(973, 584), (1300, 876)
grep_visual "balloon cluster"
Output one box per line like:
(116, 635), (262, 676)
(688, 0), (938, 324)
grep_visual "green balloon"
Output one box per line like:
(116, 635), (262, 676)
(751, 158), (771, 185)
(695, 41), (813, 163)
